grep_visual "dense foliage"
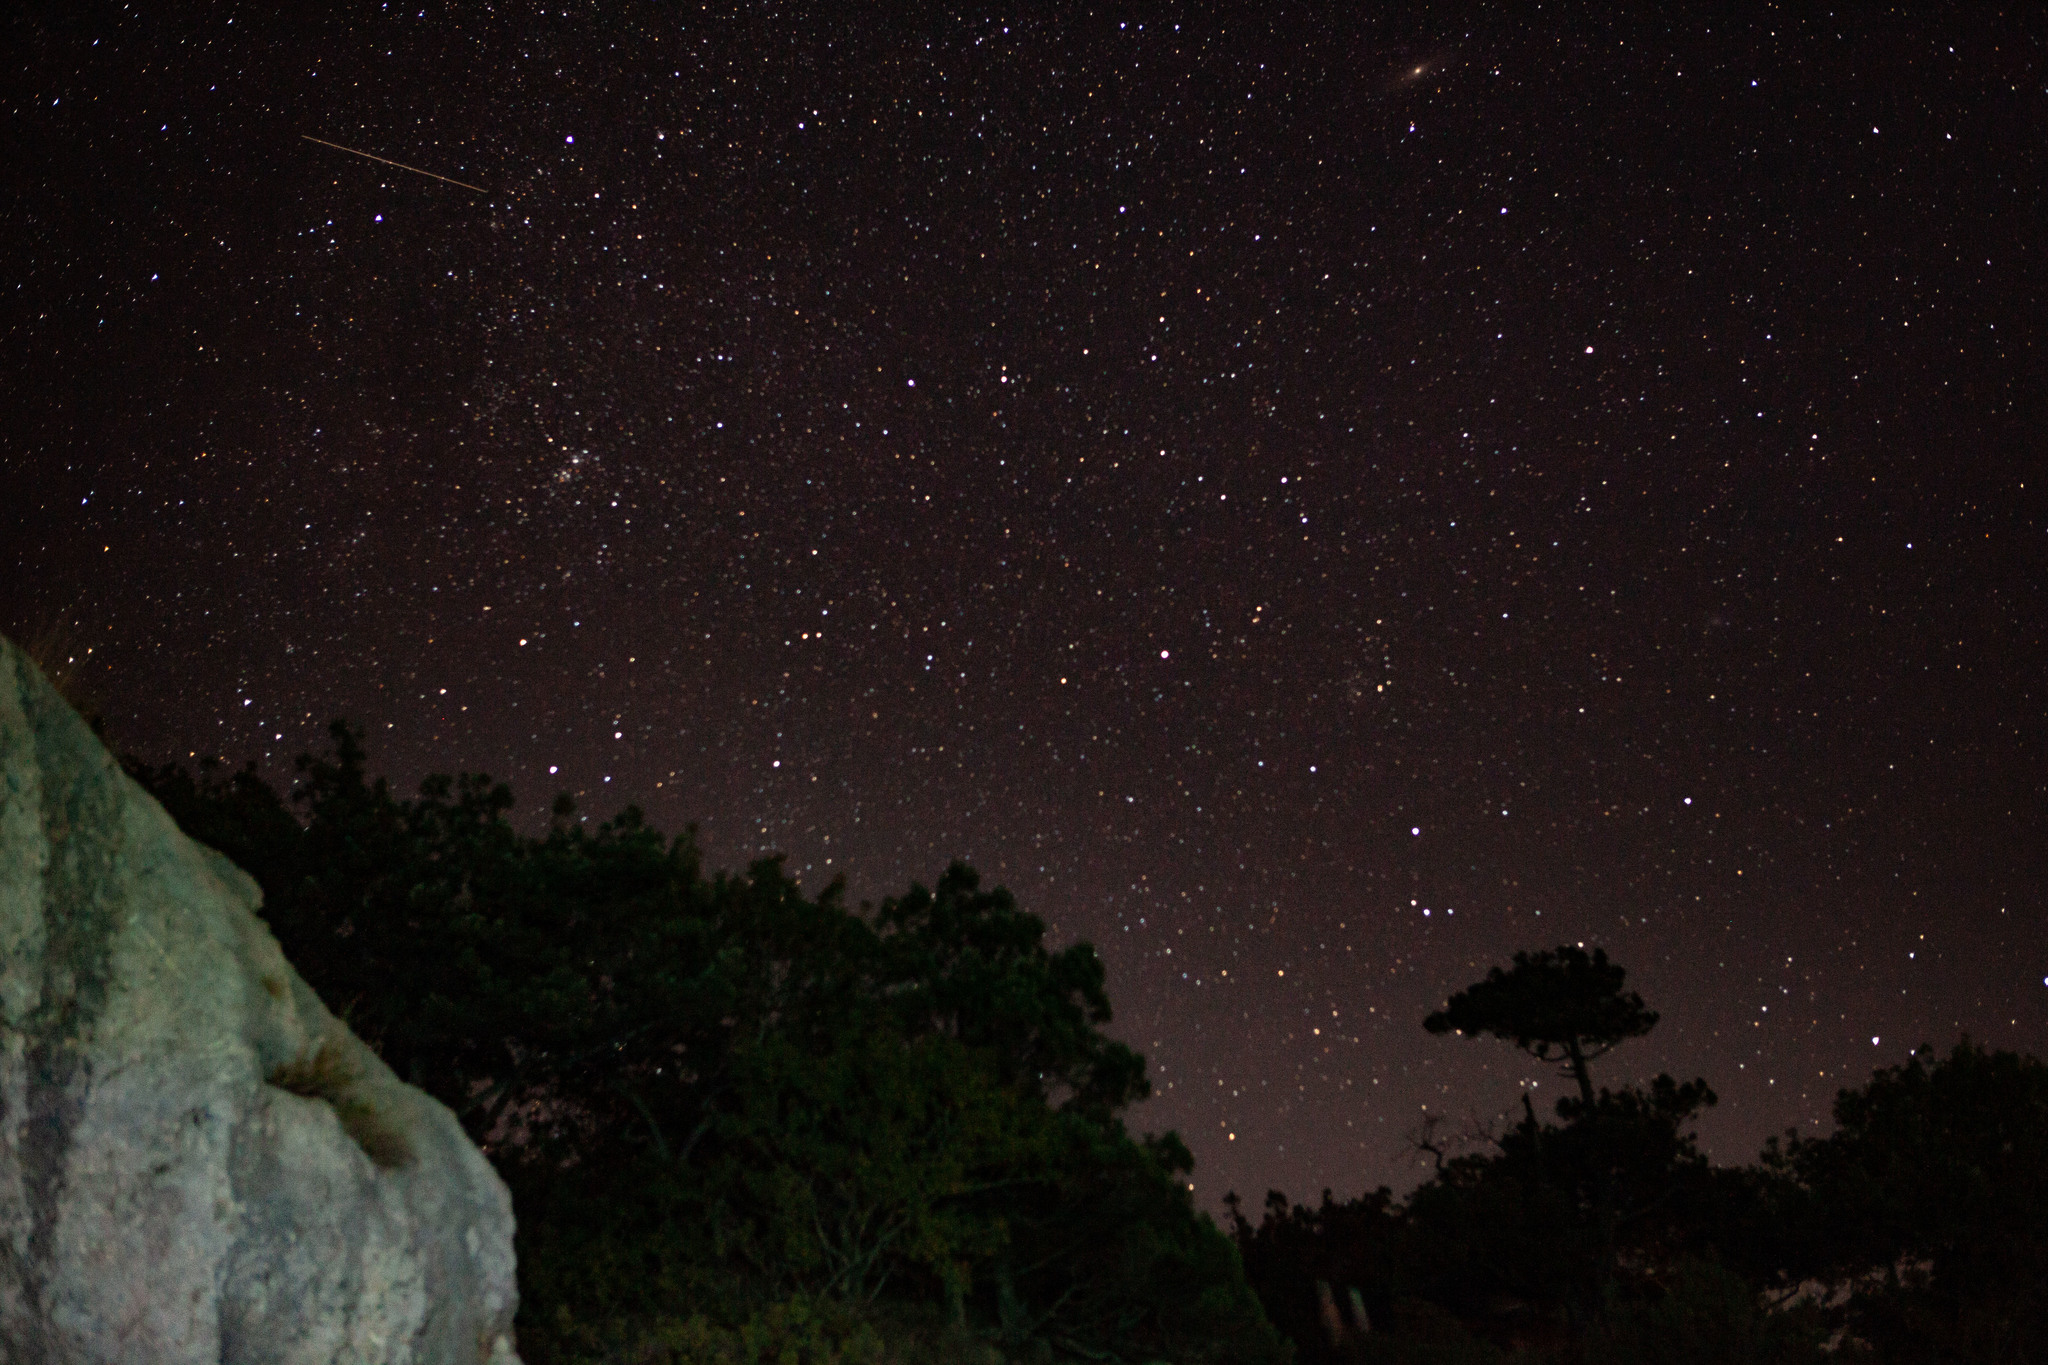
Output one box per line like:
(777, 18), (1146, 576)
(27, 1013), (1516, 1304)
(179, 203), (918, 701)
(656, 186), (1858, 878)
(1764, 1040), (2048, 1361)
(130, 726), (1286, 1365)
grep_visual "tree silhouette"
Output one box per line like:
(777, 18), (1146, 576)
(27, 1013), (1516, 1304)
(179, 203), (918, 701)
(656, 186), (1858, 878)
(1425, 945), (1657, 1107)
(1417, 950), (1738, 1340)
(126, 724), (1289, 1363)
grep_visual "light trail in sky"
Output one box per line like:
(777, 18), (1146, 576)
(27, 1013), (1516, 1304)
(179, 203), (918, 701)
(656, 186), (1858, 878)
(302, 135), (491, 194)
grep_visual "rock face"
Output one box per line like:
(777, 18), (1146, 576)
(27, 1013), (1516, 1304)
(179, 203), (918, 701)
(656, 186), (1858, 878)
(0, 636), (520, 1363)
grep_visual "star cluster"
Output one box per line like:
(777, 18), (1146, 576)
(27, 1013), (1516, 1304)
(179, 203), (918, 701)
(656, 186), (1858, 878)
(6, 5), (2044, 1208)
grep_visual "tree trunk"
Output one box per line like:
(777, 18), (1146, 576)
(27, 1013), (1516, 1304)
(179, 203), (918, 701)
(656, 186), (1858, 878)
(1565, 1038), (1595, 1108)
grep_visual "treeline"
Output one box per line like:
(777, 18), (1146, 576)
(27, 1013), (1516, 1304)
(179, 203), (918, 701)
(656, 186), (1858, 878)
(130, 725), (1286, 1365)
(1232, 949), (2048, 1364)
(130, 727), (2048, 1364)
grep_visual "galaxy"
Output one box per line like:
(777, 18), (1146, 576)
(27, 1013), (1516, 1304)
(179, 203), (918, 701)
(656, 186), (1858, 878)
(5, 5), (2043, 1212)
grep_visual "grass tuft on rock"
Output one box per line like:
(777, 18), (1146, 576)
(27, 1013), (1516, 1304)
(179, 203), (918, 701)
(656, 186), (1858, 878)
(268, 1037), (415, 1170)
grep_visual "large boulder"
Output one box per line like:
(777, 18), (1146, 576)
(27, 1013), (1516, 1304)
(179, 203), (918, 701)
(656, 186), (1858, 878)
(0, 636), (520, 1363)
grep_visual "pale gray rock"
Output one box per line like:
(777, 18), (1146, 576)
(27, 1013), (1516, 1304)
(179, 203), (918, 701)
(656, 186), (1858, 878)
(0, 635), (520, 1364)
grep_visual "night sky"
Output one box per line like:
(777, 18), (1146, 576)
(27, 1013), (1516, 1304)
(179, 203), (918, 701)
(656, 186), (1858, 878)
(8, 5), (2045, 1212)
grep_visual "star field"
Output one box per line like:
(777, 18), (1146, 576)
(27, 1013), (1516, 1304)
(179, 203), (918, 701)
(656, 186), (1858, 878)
(6, 4), (2045, 1210)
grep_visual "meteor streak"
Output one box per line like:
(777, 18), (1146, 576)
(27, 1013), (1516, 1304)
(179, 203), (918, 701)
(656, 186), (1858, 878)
(301, 135), (491, 194)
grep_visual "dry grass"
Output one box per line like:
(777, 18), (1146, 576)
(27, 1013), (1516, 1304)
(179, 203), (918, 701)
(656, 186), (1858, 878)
(267, 1037), (416, 1170)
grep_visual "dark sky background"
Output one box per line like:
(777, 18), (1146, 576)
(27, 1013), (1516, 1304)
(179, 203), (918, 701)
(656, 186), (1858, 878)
(7, 4), (2045, 1212)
